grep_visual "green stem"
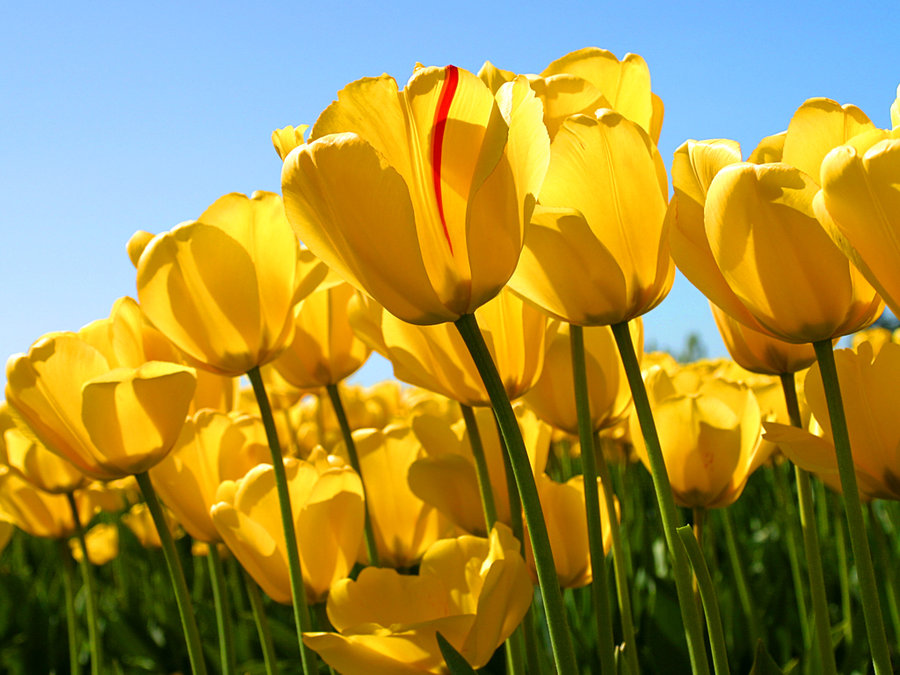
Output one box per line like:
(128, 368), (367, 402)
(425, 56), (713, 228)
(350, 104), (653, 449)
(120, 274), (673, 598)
(779, 372), (837, 675)
(208, 548), (236, 675)
(812, 339), (892, 674)
(325, 382), (380, 566)
(459, 403), (498, 531)
(134, 473), (207, 675)
(241, 566), (280, 675)
(247, 366), (317, 675)
(832, 489), (853, 647)
(569, 324), (618, 674)
(677, 526), (731, 675)
(771, 460), (811, 650)
(595, 434), (641, 675)
(59, 539), (80, 675)
(611, 320), (711, 675)
(66, 492), (102, 675)
(718, 506), (762, 649)
(455, 313), (577, 675)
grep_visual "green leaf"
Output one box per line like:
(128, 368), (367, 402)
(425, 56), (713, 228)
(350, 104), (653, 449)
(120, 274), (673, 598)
(749, 640), (784, 675)
(436, 632), (478, 675)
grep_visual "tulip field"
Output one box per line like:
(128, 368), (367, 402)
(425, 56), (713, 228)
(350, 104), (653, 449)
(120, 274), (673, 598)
(3, 46), (900, 675)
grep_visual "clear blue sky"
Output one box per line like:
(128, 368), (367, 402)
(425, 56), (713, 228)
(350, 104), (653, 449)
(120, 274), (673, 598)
(2, 1), (898, 388)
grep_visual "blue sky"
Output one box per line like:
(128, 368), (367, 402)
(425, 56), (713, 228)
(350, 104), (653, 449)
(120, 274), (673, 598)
(2, 1), (898, 388)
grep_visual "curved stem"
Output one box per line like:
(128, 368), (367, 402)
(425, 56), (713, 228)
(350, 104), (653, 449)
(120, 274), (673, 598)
(459, 403), (498, 531)
(611, 320), (710, 675)
(569, 325), (617, 673)
(779, 372), (836, 674)
(208, 548), (236, 675)
(677, 526), (731, 675)
(812, 339), (892, 674)
(869, 503), (900, 651)
(247, 366), (316, 675)
(595, 433), (641, 675)
(66, 492), (101, 675)
(241, 566), (280, 675)
(325, 382), (380, 566)
(58, 539), (80, 675)
(455, 313), (577, 675)
(134, 472), (207, 675)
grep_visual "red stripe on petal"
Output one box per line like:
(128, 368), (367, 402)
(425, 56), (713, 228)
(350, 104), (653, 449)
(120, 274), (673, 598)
(432, 65), (459, 255)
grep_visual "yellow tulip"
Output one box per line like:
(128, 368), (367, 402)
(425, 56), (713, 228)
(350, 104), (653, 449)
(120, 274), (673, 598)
(272, 124), (309, 160)
(525, 474), (617, 589)
(632, 369), (769, 508)
(541, 47), (663, 143)
(704, 162), (882, 343)
(851, 327), (894, 357)
(211, 450), (365, 604)
(136, 191), (300, 375)
(349, 287), (555, 406)
(408, 404), (551, 535)
(710, 302), (817, 375)
(0, 466), (96, 539)
(69, 522), (119, 565)
(336, 425), (449, 567)
(303, 523), (533, 674)
(1, 403), (88, 493)
(122, 502), (180, 548)
(273, 281), (371, 389)
(509, 110), (673, 326)
(765, 341), (900, 500)
(281, 65), (549, 325)
(150, 410), (271, 543)
(815, 136), (900, 318)
(6, 332), (196, 480)
(524, 321), (640, 434)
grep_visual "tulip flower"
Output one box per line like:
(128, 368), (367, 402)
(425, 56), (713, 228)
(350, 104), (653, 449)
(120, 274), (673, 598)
(633, 368), (770, 508)
(408, 404), (551, 534)
(525, 474), (617, 588)
(136, 191), (301, 376)
(273, 281), (371, 389)
(765, 341), (900, 500)
(710, 302), (817, 375)
(508, 110), (673, 326)
(704, 162), (882, 343)
(303, 523), (533, 674)
(122, 502), (180, 548)
(0, 465), (96, 540)
(272, 124), (309, 160)
(815, 135), (900, 318)
(281, 65), (549, 325)
(211, 450), (365, 604)
(69, 523), (119, 565)
(1, 403), (88, 494)
(349, 287), (555, 406)
(524, 321), (640, 434)
(6, 332), (197, 481)
(150, 410), (271, 543)
(335, 424), (449, 567)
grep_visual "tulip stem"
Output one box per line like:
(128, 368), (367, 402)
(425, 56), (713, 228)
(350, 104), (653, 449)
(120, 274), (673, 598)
(596, 433), (641, 675)
(134, 472), (207, 675)
(208, 548), (236, 675)
(325, 382), (380, 566)
(455, 312), (577, 675)
(66, 492), (102, 675)
(247, 366), (317, 675)
(868, 503), (900, 651)
(569, 325), (620, 674)
(677, 525), (731, 675)
(241, 566), (280, 675)
(58, 539), (81, 675)
(460, 403), (498, 531)
(812, 339), (892, 673)
(718, 506), (762, 649)
(611, 320), (711, 675)
(779, 372), (837, 674)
